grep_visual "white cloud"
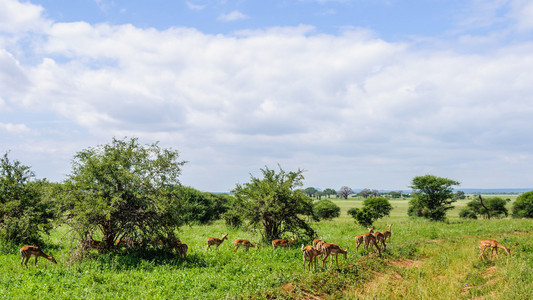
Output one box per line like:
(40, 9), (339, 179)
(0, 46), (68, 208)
(0, 122), (31, 134)
(2, 0), (533, 190)
(217, 10), (249, 22)
(186, 1), (207, 11)
(0, 0), (49, 34)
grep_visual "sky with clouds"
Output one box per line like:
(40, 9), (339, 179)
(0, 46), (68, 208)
(1, 0), (532, 192)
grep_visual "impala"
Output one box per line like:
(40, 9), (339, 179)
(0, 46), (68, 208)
(207, 233), (228, 250)
(355, 234), (365, 251)
(479, 239), (512, 261)
(301, 244), (323, 271)
(321, 243), (348, 269)
(312, 238), (323, 248)
(233, 239), (257, 252)
(363, 228), (381, 255)
(374, 230), (387, 251)
(272, 237), (296, 249)
(20, 246), (57, 267)
(175, 242), (188, 261)
(381, 224), (392, 243)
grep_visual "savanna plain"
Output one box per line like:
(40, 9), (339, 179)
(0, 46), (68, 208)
(1, 196), (532, 299)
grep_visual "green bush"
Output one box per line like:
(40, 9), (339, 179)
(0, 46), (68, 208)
(347, 197), (392, 227)
(512, 191), (533, 218)
(0, 153), (55, 246)
(313, 200), (340, 220)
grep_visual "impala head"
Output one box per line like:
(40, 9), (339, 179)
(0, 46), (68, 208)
(301, 244), (305, 251)
(367, 227), (374, 233)
(222, 234), (228, 240)
(49, 254), (58, 264)
(289, 237), (296, 244)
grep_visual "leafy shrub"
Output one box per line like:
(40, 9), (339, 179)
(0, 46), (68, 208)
(313, 200), (340, 220)
(512, 191), (533, 218)
(459, 208), (478, 219)
(347, 197), (392, 227)
(0, 153), (55, 245)
(460, 197), (508, 219)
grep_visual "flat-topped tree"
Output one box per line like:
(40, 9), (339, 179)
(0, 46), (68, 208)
(408, 175), (460, 221)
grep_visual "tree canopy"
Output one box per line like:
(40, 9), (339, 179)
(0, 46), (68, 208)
(512, 190), (533, 218)
(407, 175), (460, 221)
(232, 166), (315, 241)
(0, 152), (55, 245)
(62, 137), (187, 252)
(348, 196), (392, 227)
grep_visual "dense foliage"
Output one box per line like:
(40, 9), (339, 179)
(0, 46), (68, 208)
(408, 175), (459, 221)
(232, 166), (315, 241)
(313, 200), (340, 220)
(0, 153), (55, 246)
(62, 137), (187, 252)
(459, 196), (508, 219)
(512, 190), (533, 218)
(348, 197), (392, 227)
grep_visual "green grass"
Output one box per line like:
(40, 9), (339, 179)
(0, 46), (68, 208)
(0, 197), (531, 299)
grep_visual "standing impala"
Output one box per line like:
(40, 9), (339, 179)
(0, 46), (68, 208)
(355, 234), (365, 251)
(363, 228), (381, 255)
(233, 239), (257, 252)
(374, 230), (387, 251)
(206, 234), (228, 250)
(20, 246), (57, 267)
(272, 237), (296, 249)
(381, 224), (392, 243)
(312, 239), (323, 248)
(479, 239), (512, 261)
(301, 244), (323, 271)
(175, 242), (188, 261)
(321, 243), (348, 269)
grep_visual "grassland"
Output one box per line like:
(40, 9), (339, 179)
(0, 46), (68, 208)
(1, 196), (531, 299)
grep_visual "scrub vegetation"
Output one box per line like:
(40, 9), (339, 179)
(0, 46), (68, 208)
(1, 199), (532, 299)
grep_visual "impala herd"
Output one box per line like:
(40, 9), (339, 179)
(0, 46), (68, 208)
(19, 223), (515, 270)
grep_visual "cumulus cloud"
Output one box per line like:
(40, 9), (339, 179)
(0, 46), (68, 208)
(0, 0), (49, 34)
(217, 10), (249, 22)
(1, 0), (533, 190)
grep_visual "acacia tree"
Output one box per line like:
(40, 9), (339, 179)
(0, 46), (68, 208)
(62, 137), (187, 252)
(408, 175), (460, 221)
(0, 153), (55, 245)
(232, 166), (315, 241)
(338, 186), (354, 199)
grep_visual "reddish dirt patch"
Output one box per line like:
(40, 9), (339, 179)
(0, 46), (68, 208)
(388, 258), (422, 269)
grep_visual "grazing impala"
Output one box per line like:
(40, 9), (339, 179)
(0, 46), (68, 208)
(364, 228), (381, 255)
(272, 237), (296, 249)
(321, 243), (348, 269)
(479, 239), (512, 261)
(207, 234), (228, 250)
(381, 224), (392, 243)
(301, 244), (323, 271)
(176, 242), (188, 261)
(233, 239), (257, 252)
(20, 246), (57, 267)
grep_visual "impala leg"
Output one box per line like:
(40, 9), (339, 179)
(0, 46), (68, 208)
(479, 247), (486, 261)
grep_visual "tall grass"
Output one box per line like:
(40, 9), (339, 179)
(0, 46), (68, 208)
(0, 198), (530, 299)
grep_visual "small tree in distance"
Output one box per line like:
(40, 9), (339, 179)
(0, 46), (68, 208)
(313, 200), (340, 220)
(338, 186), (354, 199)
(348, 197), (392, 227)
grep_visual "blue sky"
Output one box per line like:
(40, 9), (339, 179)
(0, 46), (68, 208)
(1, 0), (533, 192)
